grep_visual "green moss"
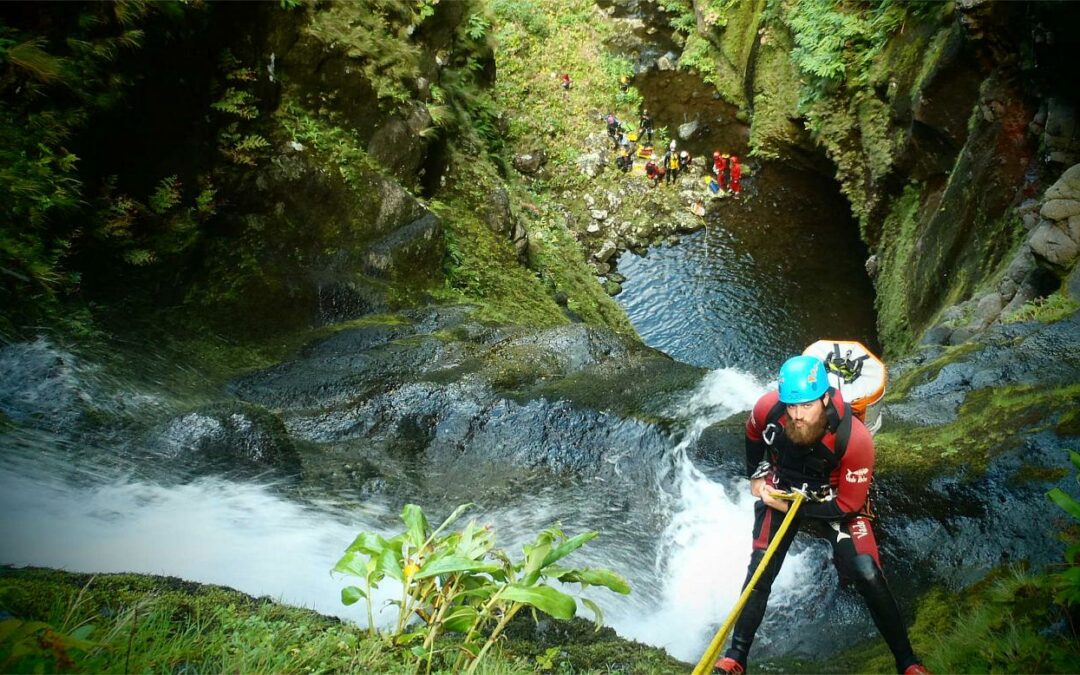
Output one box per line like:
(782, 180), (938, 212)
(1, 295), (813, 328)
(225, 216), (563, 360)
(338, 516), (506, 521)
(0, 568), (683, 674)
(884, 342), (980, 401)
(1012, 463), (1069, 484)
(517, 355), (704, 423)
(0, 568), (393, 674)
(1057, 408), (1080, 437)
(876, 383), (1080, 478)
(748, 24), (804, 159)
(874, 184), (923, 357)
(911, 567), (1080, 673)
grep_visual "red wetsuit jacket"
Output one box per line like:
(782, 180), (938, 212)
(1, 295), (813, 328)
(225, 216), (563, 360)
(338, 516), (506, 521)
(745, 389), (873, 520)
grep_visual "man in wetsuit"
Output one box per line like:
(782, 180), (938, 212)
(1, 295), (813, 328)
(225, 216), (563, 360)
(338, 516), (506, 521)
(714, 355), (928, 675)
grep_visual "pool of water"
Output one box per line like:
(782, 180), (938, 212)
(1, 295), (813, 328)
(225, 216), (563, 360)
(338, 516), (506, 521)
(618, 72), (880, 376)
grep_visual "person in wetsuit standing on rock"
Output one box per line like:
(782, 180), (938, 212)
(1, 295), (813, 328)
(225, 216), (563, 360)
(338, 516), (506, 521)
(714, 355), (928, 675)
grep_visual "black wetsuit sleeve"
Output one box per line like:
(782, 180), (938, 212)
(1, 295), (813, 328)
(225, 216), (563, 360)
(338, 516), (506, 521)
(745, 437), (765, 478)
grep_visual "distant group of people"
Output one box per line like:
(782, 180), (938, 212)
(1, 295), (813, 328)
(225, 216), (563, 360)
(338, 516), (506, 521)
(710, 151), (742, 195)
(602, 108), (744, 201)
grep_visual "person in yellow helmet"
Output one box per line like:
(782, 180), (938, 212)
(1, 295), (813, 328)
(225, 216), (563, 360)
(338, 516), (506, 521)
(665, 145), (680, 184)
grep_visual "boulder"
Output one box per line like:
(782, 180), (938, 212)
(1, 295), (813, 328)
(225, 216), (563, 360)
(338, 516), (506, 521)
(678, 120), (700, 140)
(1044, 99), (1080, 164)
(315, 278), (389, 324)
(367, 104), (432, 182)
(513, 150), (547, 175)
(362, 212), (444, 281)
(1040, 198), (1080, 221)
(578, 153), (604, 178)
(595, 240), (618, 263)
(1045, 163), (1080, 201)
(156, 403), (300, 475)
(481, 188), (529, 258)
(1029, 219), (1080, 273)
(657, 51), (679, 71)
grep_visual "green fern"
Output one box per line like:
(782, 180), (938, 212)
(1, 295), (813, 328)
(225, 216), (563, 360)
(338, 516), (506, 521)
(148, 175), (181, 215)
(211, 87), (258, 119)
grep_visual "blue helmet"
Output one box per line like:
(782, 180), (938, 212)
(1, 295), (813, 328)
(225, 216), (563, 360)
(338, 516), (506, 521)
(778, 355), (829, 404)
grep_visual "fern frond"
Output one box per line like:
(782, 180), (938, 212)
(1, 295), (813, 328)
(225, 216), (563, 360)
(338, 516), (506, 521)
(7, 38), (66, 83)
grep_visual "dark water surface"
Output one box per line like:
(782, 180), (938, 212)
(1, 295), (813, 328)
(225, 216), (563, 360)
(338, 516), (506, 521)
(617, 73), (880, 376)
(616, 162), (880, 374)
(613, 158), (881, 373)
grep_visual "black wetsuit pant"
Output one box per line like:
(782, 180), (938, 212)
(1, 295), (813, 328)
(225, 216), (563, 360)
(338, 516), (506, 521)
(722, 501), (919, 674)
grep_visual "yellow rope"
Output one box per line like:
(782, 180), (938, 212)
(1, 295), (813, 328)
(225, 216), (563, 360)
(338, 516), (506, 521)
(692, 491), (805, 675)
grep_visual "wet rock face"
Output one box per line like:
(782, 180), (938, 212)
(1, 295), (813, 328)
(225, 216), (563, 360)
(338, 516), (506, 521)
(894, 311), (1080, 427)
(921, 162), (1080, 347)
(0, 340), (96, 432)
(230, 307), (704, 496)
(154, 403), (301, 477)
(873, 311), (1080, 585)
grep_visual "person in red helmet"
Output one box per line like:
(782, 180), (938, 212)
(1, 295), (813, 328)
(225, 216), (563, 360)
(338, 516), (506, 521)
(729, 155), (742, 195)
(713, 355), (928, 675)
(644, 159), (662, 187)
(716, 153), (730, 191)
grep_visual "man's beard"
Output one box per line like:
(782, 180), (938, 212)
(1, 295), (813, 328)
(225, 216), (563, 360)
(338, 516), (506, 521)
(786, 413), (827, 446)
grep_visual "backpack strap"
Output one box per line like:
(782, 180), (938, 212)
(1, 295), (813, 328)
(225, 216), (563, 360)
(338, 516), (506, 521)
(831, 399), (853, 462)
(762, 399), (787, 446)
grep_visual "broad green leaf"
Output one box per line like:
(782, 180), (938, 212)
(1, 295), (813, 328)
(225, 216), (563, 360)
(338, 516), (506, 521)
(0, 618), (32, 643)
(410, 644), (428, 658)
(378, 547), (404, 582)
(341, 585), (366, 606)
(396, 630), (425, 645)
(581, 597), (604, 629)
(442, 605), (479, 633)
(2, 619), (52, 643)
(401, 504), (429, 547)
(333, 551), (369, 579)
(521, 540), (552, 586)
(1048, 488), (1080, 521)
(346, 531), (389, 556)
(415, 555), (502, 579)
(556, 568), (632, 594)
(542, 531), (598, 568)
(502, 583), (576, 620)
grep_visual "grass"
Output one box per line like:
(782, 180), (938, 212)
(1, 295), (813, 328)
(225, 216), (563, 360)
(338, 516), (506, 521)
(0, 568), (684, 674)
(1004, 291), (1080, 324)
(0, 569), (396, 674)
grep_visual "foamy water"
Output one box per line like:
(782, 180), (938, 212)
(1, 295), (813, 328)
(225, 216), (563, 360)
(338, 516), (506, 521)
(0, 352), (819, 663)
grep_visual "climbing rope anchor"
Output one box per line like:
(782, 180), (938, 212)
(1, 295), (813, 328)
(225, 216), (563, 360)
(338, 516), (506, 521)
(692, 491), (806, 675)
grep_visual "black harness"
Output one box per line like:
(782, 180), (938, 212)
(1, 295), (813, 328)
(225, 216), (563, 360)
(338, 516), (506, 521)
(761, 393), (853, 491)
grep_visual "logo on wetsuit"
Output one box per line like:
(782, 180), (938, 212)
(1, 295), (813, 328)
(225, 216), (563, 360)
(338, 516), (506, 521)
(845, 467), (869, 483)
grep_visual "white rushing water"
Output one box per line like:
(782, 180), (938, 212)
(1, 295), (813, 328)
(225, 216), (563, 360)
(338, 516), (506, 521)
(0, 364), (817, 664)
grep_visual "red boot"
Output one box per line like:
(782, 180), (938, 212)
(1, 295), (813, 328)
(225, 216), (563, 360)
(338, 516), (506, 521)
(714, 657), (745, 674)
(903, 664), (930, 675)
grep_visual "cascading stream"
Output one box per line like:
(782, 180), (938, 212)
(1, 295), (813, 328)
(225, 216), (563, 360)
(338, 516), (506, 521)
(0, 340), (825, 663)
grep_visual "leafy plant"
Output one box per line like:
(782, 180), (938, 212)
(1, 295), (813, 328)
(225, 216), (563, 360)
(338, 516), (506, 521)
(211, 87), (258, 119)
(333, 503), (630, 673)
(1047, 449), (1080, 608)
(148, 175), (181, 215)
